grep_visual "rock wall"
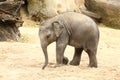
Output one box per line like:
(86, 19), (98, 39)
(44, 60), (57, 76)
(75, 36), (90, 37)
(27, 0), (81, 21)
(0, 1), (24, 41)
(75, 0), (85, 9)
(27, 0), (120, 28)
(85, 0), (120, 28)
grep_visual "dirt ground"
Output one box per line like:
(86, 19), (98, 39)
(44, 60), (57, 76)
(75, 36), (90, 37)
(0, 24), (120, 80)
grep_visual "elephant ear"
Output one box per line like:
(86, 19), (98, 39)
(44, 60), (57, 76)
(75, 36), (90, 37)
(52, 21), (63, 37)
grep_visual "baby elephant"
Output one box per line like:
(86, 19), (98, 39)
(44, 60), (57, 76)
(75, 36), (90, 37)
(39, 12), (99, 69)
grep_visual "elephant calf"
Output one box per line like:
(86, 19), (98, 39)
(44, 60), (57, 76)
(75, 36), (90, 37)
(39, 12), (99, 69)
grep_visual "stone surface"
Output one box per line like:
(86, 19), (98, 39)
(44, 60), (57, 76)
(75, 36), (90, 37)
(85, 0), (120, 28)
(0, 1), (24, 41)
(27, 0), (80, 21)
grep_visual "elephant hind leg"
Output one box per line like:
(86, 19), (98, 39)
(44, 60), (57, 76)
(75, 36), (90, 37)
(70, 48), (83, 66)
(86, 49), (97, 68)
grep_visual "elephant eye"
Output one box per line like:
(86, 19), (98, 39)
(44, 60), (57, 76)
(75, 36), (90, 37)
(39, 28), (42, 32)
(39, 29), (41, 32)
(46, 34), (50, 39)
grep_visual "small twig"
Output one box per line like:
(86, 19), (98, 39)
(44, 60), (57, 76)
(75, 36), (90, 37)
(0, 8), (15, 16)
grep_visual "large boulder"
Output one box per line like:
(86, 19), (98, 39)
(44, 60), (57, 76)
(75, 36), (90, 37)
(26, 0), (101, 22)
(85, 0), (120, 28)
(27, 0), (80, 21)
(75, 0), (86, 10)
(0, 1), (24, 41)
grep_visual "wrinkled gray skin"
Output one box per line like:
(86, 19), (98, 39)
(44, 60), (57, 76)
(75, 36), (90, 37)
(39, 12), (99, 69)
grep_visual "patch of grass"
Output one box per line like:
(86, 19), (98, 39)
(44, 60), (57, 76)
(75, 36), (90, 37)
(98, 24), (107, 28)
(23, 21), (39, 28)
(98, 23), (120, 30)
(102, 17), (120, 29)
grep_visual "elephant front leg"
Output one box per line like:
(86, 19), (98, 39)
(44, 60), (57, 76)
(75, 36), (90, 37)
(56, 43), (67, 65)
(55, 31), (69, 67)
(70, 48), (83, 65)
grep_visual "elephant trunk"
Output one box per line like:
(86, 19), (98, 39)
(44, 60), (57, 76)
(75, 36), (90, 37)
(41, 43), (48, 70)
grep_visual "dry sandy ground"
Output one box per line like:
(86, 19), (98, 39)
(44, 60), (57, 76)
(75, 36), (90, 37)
(0, 26), (120, 80)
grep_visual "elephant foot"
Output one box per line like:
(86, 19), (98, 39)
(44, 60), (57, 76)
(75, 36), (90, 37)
(63, 57), (69, 65)
(54, 57), (68, 68)
(70, 60), (80, 66)
(54, 64), (64, 68)
(88, 63), (97, 68)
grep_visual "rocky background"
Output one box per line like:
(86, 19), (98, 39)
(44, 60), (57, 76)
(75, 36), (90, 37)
(0, 0), (120, 40)
(26, 0), (120, 29)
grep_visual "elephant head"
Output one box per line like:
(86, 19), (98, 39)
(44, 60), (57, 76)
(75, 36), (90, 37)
(39, 19), (65, 69)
